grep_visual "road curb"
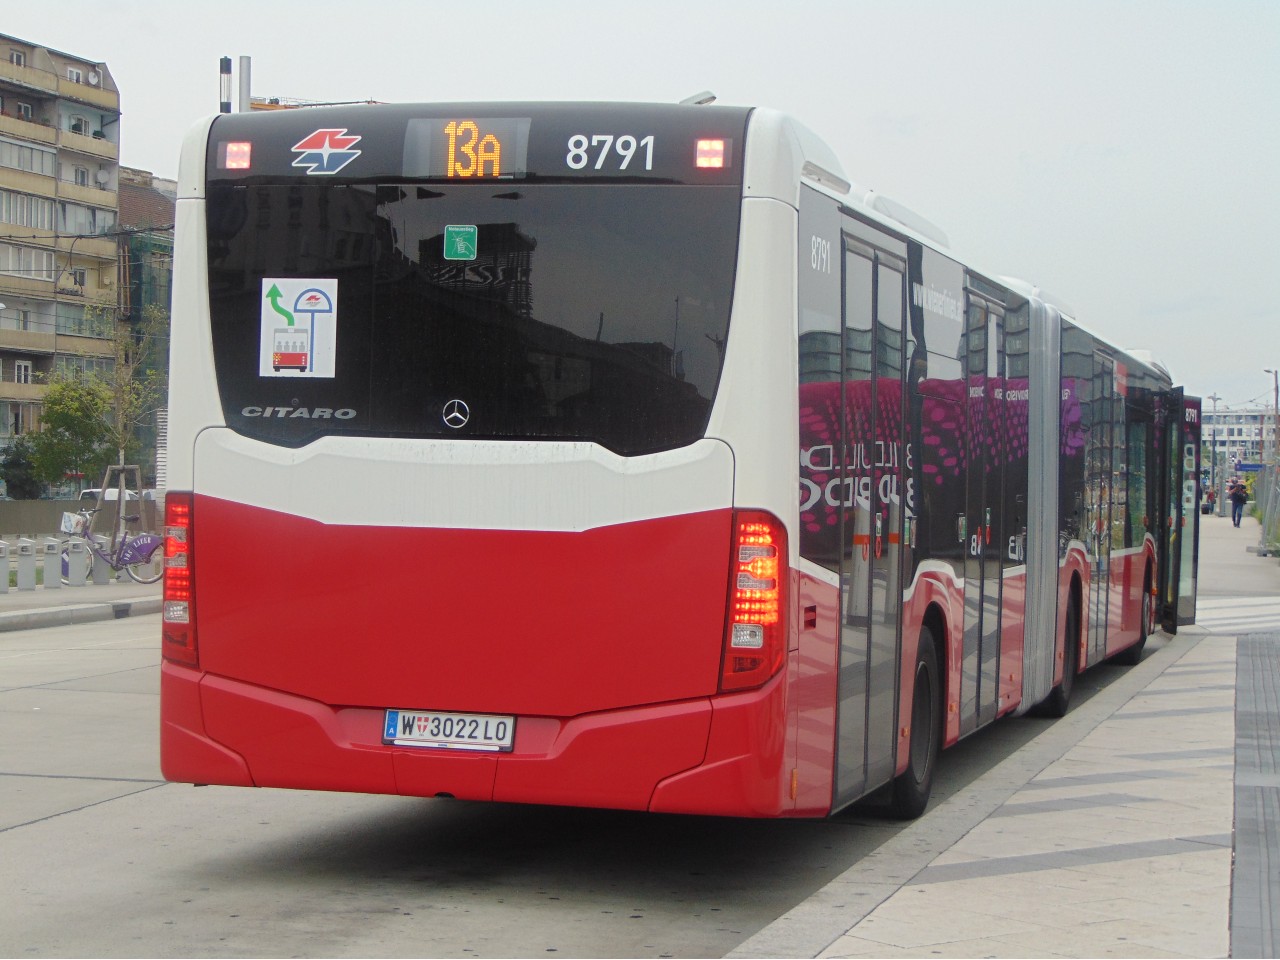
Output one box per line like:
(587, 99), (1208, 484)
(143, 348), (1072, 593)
(0, 596), (162, 633)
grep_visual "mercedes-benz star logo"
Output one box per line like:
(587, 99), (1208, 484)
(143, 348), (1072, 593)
(442, 399), (470, 429)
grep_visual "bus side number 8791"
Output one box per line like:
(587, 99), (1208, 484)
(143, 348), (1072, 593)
(566, 134), (655, 172)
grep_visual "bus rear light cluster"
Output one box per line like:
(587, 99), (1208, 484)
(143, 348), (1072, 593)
(162, 493), (198, 668)
(721, 512), (787, 693)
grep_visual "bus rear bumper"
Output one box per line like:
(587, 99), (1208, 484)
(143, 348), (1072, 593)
(160, 664), (793, 815)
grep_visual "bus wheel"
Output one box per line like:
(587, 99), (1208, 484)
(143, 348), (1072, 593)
(888, 628), (940, 820)
(1041, 596), (1080, 718)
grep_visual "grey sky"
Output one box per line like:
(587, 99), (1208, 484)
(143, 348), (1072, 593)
(8, 0), (1275, 408)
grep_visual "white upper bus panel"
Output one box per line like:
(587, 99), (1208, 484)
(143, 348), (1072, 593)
(199, 102), (752, 188)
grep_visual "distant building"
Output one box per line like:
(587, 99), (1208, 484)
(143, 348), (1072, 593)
(1203, 406), (1274, 466)
(0, 33), (122, 454)
(118, 166), (175, 487)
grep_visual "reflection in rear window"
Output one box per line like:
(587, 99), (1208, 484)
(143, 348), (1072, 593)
(207, 183), (740, 455)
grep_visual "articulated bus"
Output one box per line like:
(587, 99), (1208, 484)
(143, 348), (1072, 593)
(161, 101), (1200, 818)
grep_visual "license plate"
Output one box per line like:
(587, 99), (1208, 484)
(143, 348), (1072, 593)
(383, 709), (515, 752)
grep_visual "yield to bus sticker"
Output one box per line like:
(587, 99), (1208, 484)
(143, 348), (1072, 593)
(259, 278), (337, 378)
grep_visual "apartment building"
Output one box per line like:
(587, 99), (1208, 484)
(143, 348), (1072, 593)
(0, 33), (120, 449)
(1203, 406), (1275, 466)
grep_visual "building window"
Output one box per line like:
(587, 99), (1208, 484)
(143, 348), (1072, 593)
(0, 139), (55, 176)
(74, 166), (89, 187)
(71, 268), (87, 287)
(0, 189), (54, 229)
(0, 242), (55, 280)
(67, 66), (83, 83)
(58, 200), (115, 235)
(69, 115), (90, 136)
(9, 51), (25, 67)
(16, 102), (32, 121)
(15, 361), (32, 384)
(2, 401), (40, 436)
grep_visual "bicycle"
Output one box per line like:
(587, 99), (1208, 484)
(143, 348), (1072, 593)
(59, 507), (164, 585)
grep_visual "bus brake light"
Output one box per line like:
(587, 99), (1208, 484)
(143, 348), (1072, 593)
(721, 511), (787, 693)
(162, 493), (198, 668)
(696, 139), (726, 168)
(220, 141), (252, 170)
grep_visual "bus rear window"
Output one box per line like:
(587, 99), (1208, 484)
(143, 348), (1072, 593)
(206, 182), (740, 455)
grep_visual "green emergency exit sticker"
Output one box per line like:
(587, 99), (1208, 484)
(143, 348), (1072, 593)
(444, 224), (478, 261)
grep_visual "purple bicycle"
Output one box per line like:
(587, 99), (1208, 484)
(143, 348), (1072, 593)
(60, 507), (164, 585)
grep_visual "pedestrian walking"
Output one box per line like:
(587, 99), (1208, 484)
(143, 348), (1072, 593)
(1228, 477), (1248, 527)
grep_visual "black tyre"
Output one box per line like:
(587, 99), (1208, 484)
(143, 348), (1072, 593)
(888, 627), (941, 820)
(1041, 595), (1080, 718)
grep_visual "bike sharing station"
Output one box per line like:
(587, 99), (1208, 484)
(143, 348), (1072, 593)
(1, 465), (163, 593)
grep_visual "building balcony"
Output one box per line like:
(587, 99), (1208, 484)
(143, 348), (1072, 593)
(0, 273), (56, 299)
(0, 169), (57, 199)
(0, 58), (57, 95)
(0, 380), (47, 402)
(0, 112), (56, 145)
(56, 75), (118, 112)
(59, 127), (118, 162)
(0, 324), (56, 355)
(57, 330), (116, 354)
(55, 233), (117, 261)
(55, 180), (117, 209)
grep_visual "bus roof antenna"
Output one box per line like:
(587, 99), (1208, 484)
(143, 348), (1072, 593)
(680, 91), (717, 105)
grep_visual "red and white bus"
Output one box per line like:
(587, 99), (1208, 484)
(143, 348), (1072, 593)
(161, 100), (1200, 818)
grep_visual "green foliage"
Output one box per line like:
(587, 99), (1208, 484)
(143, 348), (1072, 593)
(28, 374), (113, 488)
(101, 304), (169, 470)
(27, 304), (170, 490)
(0, 435), (43, 499)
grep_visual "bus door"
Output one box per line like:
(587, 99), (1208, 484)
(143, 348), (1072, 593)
(1160, 391), (1200, 631)
(834, 239), (906, 806)
(1086, 353), (1116, 662)
(1178, 397), (1201, 626)
(960, 296), (1005, 735)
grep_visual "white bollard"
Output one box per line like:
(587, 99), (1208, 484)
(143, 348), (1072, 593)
(0, 540), (8, 594)
(15, 537), (36, 590)
(65, 539), (89, 587)
(90, 535), (111, 584)
(42, 538), (61, 589)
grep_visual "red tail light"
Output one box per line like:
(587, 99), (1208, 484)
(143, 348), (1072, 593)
(162, 493), (198, 667)
(720, 511), (787, 692)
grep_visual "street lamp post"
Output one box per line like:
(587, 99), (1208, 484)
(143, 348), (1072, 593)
(1266, 369), (1280, 464)
(1207, 392), (1221, 511)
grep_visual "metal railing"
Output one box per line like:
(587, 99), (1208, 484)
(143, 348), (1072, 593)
(1256, 463), (1280, 557)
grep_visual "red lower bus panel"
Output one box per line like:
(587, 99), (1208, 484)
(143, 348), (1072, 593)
(200, 676), (398, 795)
(649, 674), (789, 817)
(194, 497), (735, 719)
(160, 664), (254, 786)
(999, 571), (1027, 715)
(493, 702), (711, 811)
(166, 666), (748, 810)
(789, 572), (839, 816)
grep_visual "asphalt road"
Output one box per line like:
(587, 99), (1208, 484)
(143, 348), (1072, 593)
(1, 612), (1123, 958)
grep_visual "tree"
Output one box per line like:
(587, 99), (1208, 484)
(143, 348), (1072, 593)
(27, 304), (169, 492)
(103, 303), (169, 474)
(0, 435), (43, 499)
(28, 373), (112, 491)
